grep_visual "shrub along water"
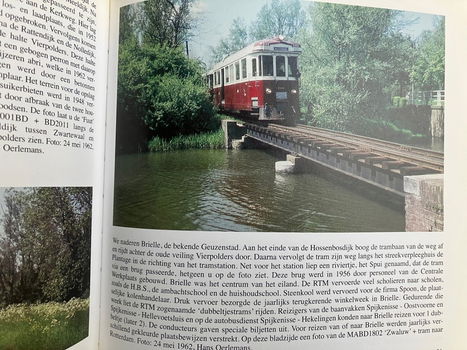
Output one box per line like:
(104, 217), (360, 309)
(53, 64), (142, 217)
(117, 41), (218, 154)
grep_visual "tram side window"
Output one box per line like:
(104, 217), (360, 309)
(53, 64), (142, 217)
(225, 66), (229, 83)
(235, 62), (240, 80)
(241, 58), (247, 79)
(276, 56), (285, 77)
(262, 55), (273, 76)
(252, 58), (257, 77)
(259, 56), (262, 76)
(218, 71), (221, 85)
(230, 64), (234, 82)
(288, 56), (298, 77)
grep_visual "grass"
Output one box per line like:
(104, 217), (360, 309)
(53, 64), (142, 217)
(148, 128), (225, 152)
(0, 298), (89, 350)
(357, 118), (427, 143)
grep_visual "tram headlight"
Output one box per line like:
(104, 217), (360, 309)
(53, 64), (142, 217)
(291, 89), (297, 94)
(265, 88), (272, 94)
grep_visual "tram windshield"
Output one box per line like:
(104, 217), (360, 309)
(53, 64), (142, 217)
(262, 55), (273, 76)
(276, 56), (286, 77)
(288, 56), (298, 77)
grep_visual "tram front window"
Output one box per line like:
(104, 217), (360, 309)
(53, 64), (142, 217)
(276, 56), (285, 77)
(288, 56), (298, 77)
(262, 55), (273, 76)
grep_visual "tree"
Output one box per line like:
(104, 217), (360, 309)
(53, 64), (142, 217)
(411, 17), (445, 91)
(210, 18), (249, 64)
(299, 3), (415, 132)
(210, 0), (305, 65)
(116, 1), (217, 153)
(0, 188), (92, 307)
(250, 0), (305, 41)
(141, 0), (194, 47)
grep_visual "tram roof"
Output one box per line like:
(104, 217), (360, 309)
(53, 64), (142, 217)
(209, 37), (302, 73)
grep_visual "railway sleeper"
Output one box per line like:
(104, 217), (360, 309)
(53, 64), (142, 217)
(326, 146), (355, 154)
(364, 156), (394, 165)
(399, 166), (441, 176)
(381, 160), (412, 170)
(312, 141), (337, 148)
(343, 151), (375, 160)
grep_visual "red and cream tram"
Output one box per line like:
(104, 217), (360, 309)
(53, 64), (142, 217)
(206, 37), (301, 123)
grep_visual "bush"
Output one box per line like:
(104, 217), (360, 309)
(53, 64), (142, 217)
(117, 42), (217, 152)
(142, 74), (217, 137)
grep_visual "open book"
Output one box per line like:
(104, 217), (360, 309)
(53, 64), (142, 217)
(0, 0), (466, 349)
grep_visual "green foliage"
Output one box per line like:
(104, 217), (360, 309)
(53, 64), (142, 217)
(411, 17), (445, 90)
(249, 0), (306, 40)
(120, 0), (194, 48)
(148, 128), (225, 152)
(299, 3), (416, 132)
(0, 299), (89, 350)
(210, 0), (305, 64)
(0, 188), (91, 307)
(383, 105), (431, 135)
(116, 1), (217, 153)
(210, 18), (249, 63)
(392, 96), (401, 106)
(356, 118), (426, 143)
(142, 72), (216, 137)
(117, 42), (217, 152)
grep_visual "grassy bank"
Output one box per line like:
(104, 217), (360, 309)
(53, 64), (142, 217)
(148, 128), (225, 152)
(355, 118), (428, 144)
(0, 298), (89, 350)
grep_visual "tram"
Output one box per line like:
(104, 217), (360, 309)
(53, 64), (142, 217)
(206, 36), (302, 123)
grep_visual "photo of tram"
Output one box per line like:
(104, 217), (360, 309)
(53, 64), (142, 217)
(206, 37), (302, 124)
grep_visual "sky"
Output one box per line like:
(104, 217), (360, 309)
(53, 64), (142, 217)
(188, 0), (442, 64)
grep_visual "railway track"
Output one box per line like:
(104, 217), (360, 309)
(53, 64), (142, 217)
(245, 122), (444, 175)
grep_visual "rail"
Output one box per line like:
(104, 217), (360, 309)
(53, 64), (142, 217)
(245, 123), (444, 175)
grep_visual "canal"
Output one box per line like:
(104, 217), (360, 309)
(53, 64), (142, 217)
(114, 149), (405, 232)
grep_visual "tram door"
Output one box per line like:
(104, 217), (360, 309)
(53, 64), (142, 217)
(221, 68), (225, 102)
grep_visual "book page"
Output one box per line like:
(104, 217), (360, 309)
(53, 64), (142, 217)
(0, 0), (110, 348)
(101, 0), (466, 349)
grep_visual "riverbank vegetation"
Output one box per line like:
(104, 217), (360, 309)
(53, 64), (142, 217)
(0, 299), (89, 350)
(117, 1), (218, 154)
(148, 128), (224, 152)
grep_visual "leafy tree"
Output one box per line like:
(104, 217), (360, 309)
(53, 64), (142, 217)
(116, 0), (217, 153)
(210, 18), (249, 64)
(119, 3), (140, 44)
(250, 0), (305, 41)
(210, 0), (305, 64)
(141, 0), (194, 47)
(0, 188), (92, 307)
(411, 17), (445, 91)
(299, 3), (415, 132)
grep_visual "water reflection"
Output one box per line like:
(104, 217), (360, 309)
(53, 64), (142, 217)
(114, 150), (404, 232)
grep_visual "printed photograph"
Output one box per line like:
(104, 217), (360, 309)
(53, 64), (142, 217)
(113, 0), (444, 232)
(0, 187), (92, 350)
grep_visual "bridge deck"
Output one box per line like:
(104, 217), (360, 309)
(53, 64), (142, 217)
(243, 123), (444, 195)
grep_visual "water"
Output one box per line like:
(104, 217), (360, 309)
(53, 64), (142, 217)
(114, 150), (404, 232)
